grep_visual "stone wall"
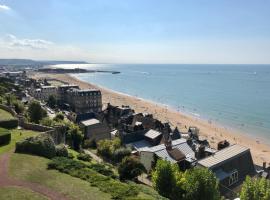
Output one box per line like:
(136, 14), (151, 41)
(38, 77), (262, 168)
(0, 104), (17, 116)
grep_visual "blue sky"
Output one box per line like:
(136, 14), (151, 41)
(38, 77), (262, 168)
(0, 0), (270, 63)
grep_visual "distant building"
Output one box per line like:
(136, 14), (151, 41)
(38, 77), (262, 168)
(67, 88), (102, 114)
(80, 118), (110, 142)
(197, 144), (255, 196)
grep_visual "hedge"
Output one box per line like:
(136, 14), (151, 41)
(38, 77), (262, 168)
(0, 128), (11, 146)
(0, 119), (18, 129)
(15, 133), (56, 158)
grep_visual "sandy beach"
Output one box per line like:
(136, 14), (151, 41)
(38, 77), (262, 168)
(31, 72), (270, 166)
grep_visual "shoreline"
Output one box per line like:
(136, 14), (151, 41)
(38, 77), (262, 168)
(31, 72), (270, 166)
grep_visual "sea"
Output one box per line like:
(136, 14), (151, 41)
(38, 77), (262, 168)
(54, 64), (270, 143)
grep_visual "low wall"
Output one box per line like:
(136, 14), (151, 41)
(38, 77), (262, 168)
(0, 104), (17, 116)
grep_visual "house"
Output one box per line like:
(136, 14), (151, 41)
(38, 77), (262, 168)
(138, 138), (196, 172)
(197, 144), (255, 196)
(80, 118), (110, 142)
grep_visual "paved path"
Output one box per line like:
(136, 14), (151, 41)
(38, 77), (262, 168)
(0, 152), (69, 200)
(84, 149), (103, 163)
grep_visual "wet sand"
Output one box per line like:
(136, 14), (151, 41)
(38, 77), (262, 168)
(31, 72), (270, 166)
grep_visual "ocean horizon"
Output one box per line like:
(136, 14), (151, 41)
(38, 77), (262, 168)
(54, 63), (270, 143)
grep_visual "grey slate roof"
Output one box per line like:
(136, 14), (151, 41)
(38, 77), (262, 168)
(139, 138), (196, 163)
(198, 144), (249, 169)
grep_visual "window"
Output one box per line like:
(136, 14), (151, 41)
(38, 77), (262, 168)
(229, 170), (238, 186)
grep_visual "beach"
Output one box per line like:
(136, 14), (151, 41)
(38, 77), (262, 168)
(31, 72), (270, 166)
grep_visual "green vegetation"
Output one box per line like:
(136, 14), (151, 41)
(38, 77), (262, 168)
(152, 160), (220, 200)
(55, 144), (68, 157)
(0, 186), (48, 200)
(66, 124), (83, 150)
(118, 156), (145, 180)
(0, 118), (18, 129)
(0, 108), (14, 121)
(27, 101), (47, 123)
(9, 153), (111, 200)
(240, 176), (270, 200)
(15, 133), (56, 158)
(48, 157), (138, 199)
(77, 152), (92, 161)
(0, 128), (11, 146)
(0, 129), (39, 155)
(97, 138), (121, 160)
(47, 95), (57, 108)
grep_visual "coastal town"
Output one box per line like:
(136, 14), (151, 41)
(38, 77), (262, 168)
(0, 64), (270, 200)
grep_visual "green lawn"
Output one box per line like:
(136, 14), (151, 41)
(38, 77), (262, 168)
(9, 153), (111, 200)
(0, 186), (48, 200)
(0, 129), (39, 155)
(0, 109), (14, 121)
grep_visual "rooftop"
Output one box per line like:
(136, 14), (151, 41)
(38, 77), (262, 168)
(81, 118), (100, 126)
(139, 138), (196, 163)
(144, 129), (162, 140)
(197, 144), (250, 169)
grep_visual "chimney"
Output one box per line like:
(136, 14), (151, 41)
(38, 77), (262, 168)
(165, 135), (172, 150)
(263, 162), (266, 170)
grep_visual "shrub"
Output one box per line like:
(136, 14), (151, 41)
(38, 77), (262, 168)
(83, 139), (97, 149)
(54, 112), (65, 121)
(118, 156), (145, 181)
(13, 100), (25, 114)
(113, 147), (131, 163)
(0, 119), (18, 129)
(27, 101), (47, 123)
(77, 153), (92, 161)
(15, 133), (56, 158)
(68, 152), (74, 159)
(56, 144), (68, 157)
(0, 128), (11, 146)
(48, 157), (138, 200)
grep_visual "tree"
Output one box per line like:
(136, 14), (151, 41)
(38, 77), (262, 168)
(54, 112), (65, 121)
(27, 101), (47, 123)
(47, 95), (57, 108)
(118, 156), (145, 180)
(67, 124), (83, 150)
(13, 100), (25, 114)
(97, 139), (113, 159)
(113, 147), (131, 163)
(152, 159), (177, 198)
(183, 168), (220, 200)
(240, 176), (270, 200)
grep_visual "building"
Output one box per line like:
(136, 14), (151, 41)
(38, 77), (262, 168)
(67, 88), (102, 114)
(58, 84), (79, 103)
(197, 144), (255, 195)
(80, 118), (110, 142)
(136, 138), (196, 172)
(30, 85), (58, 101)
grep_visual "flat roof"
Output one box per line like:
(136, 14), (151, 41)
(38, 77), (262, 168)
(198, 144), (250, 169)
(81, 118), (100, 126)
(144, 129), (162, 139)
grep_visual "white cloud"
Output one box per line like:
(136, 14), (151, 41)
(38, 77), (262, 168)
(4, 34), (53, 49)
(0, 4), (10, 11)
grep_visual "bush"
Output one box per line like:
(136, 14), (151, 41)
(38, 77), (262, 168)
(83, 139), (97, 149)
(118, 156), (145, 181)
(0, 128), (11, 146)
(77, 153), (92, 161)
(68, 153), (74, 159)
(13, 100), (25, 114)
(0, 119), (18, 129)
(15, 133), (56, 158)
(48, 157), (138, 200)
(113, 147), (131, 163)
(56, 144), (68, 157)
(54, 112), (65, 121)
